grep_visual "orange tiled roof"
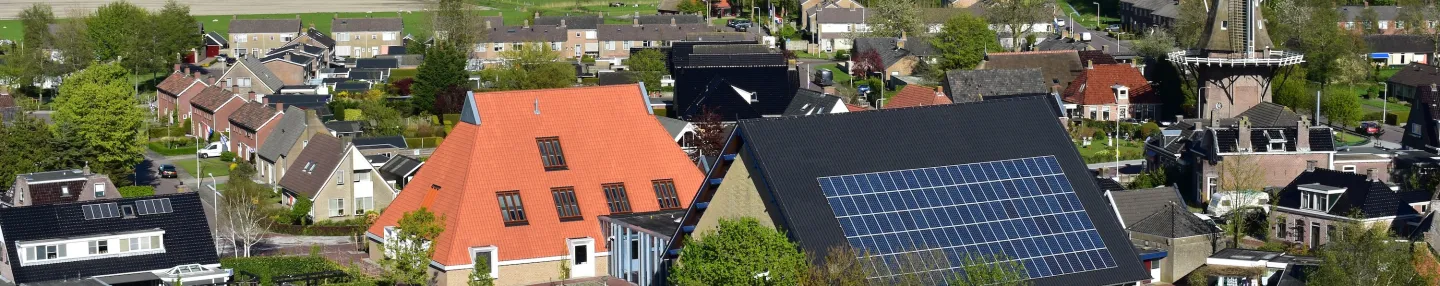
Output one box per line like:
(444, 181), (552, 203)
(845, 103), (869, 112)
(157, 72), (197, 97)
(884, 85), (952, 109)
(367, 84), (704, 266)
(1062, 64), (1157, 105)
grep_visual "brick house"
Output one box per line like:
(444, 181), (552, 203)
(189, 86), (247, 139)
(472, 22), (567, 67)
(1145, 115), (1338, 206)
(1336, 6), (1428, 35)
(227, 102), (283, 162)
(535, 15), (603, 60)
(217, 56), (286, 96)
(596, 20), (727, 61)
(260, 44), (327, 86)
(6, 169), (117, 207)
(155, 66), (210, 124)
(1271, 168), (1433, 249)
(255, 107), (329, 186)
(278, 134), (397, 222)
(365, 85), (703, 285)
(1118, 0), (1179, 33)
(1062, 63), (1159, 121)
(332, 18), (403, 58)
(228, 19), (301, 57)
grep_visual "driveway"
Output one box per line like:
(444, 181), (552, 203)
(142, 151), (227, 232)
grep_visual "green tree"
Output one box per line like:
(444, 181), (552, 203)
(468, 254), (495, 286)
(493, 43), (577, 91)
(952, 254), (1029, 286)
(931, 14), (1001, 72)
(1272, 67), (1314, 113)
(19, 3), (55, 47)
(1395, 0), (1428, 35)
(669, 217), (809, 286)
(1321, 85), (1363, 126)
(1359, 7), (1381, 35)
(412, 43), (469, 117)
(1309, 219), (1428, 286)
(627, 49), (668, 92)
(1127, 168), (1168, 189)
(805, 246), (868, 286)
(52, 62), (145, 186)
(358, 99), (404, 136)
(1132, 29), (1177, 62)
(87, 1), (149, 65)
(0, 115), (64, 190)
(51, 12), (94, 75)
(986, 0), (1048, 52)
(678, 0), (706, 15)
(865, 0), (922, 37)
(1173, 0), (1207, 48)
(154, 1), (199, 65)
(383, 208), (446, 286)
(217, 163), (275, 257)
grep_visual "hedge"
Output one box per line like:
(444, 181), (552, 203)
(147, 140), (199, 156)
(220, 256), (342, 285)
(405, 137), (445, 148)
(118, 186), (154, 198)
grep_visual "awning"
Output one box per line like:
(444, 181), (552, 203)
(1370, 53), (1391, 59)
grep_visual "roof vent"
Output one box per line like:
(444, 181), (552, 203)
(533, 98), (541, 115)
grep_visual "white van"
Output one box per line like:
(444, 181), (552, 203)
(197, 142), (224, 158)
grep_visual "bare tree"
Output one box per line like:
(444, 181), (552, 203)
(216, 165), (274, 257)
(865, 0), (923, 38)
(688, 107), (728, 160)
(1216, 154), (1263, 246)
(420, 0), (485, 49)
(986, 0), (1049, 52)
(806, 246), (870, 286)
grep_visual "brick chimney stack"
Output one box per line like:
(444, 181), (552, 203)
(1237, 116), (1253, 152)
(1296, 116), (1311, 151)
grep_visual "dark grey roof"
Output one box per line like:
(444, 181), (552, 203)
(1387, 63), (1440, 88)
(725, 96), (1150, 285)
(18, 169), (87, 184)
(1366, 35), (1434, 53)
(272, 43), (326, 56)
(352, 135), (407, 150)
(265, 95), (330, 104)
(1210, 248), (1323, 265)
(783, 88), (846, 116)
(1237, 102), (1302, 128)
(325, 121), (365, 134)
(813, 7), (868, 23)
(655, 115), (691, 138)
(942, 68), (1051, 103)
(335, 82), (373, 94)
(534, 15), (603, 30)
(204, 31), (228, 47)
(0, 193), (218, 283)
(348, 69), (387, 81)
(1213, 127), (1336, 152)
(300, 27), (337, 48)
(983, 51), (1084, 89)
(677, 44), (787, 68)
(1108, 187), (1185, 227)
(229, 19), (301, 34)
(331, 18), (403, 32)
(597, 71), (638, 86)
(853, 38), (919, 69)
(597, 23), (729, 41)
(1278, 168), (1432, 218)
(637, 15), (704, 25)
(378, 155), (423, 182)
(685, 32), (757, 42)
(257, 106), (310, 162)
(261, 51), (315, 66)
(1035, 36), (1092, 51)
(278, 133), (344, 198)
(236, 56), (285, 91)
(1339, 6), (1400, 21)
(486, 25), (568, 42)
(355, 58), (400, 69)
(364, 154), (391, 165)
(1128, 202), (1220, 238)
(607, 209), (688, 239)
(1095, 178), (1125, 192)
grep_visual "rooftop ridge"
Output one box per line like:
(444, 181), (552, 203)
(755, 94), (1052, 123)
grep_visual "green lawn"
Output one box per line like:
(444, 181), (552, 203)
(1057, 0), (1119, 30)
(1074, 139), (1145, 164)
(0, 19), (19, 42)
(147, 141), (200, 156)
(196, 11), (430, 40)
(820, 64), (853, 83)
(175, 158), (233, 178)
(1335, 132), (1369, 146)
(1376, 67), (1402, 82)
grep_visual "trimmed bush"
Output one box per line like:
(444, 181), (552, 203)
(118, 186), (154, 198)
(221, 256), (342, 285)
(147, 140), (199, 156)
(404, 137), (445, 148)
(219, 151), (236, 162)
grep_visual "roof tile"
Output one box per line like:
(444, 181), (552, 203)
(884, 85), (951, 109)
(1062, 64), (1157, 105)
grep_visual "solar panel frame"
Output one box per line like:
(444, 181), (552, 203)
(817, 156), (1117, 282)
(159, 198), (172, 213)
(137, 200), (152, 215)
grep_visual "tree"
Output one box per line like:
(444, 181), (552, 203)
(493, 43), (576, 90)
(931, 13), (1002, 72)
(688, 107), (728, 159)
(1309, 220), (1428, 286)
(1173, 0), (1207, 48)
(468, 254), (495, 286)
(805, 246), (868, 286)
(1395, 0), (1428, 35)
(216, 163), (274, 257)
(87, 1), (150, 68)
(51, 10), (94, 75)
(986, 0), (1048, 52)
(1322, 85), (1364, 127)
(52, 62), (145, 186)
(678, 0), (707, 15)
(1132, 29), (1177, 62)
(627, 49), (668, 92)
(433, 85), (469, 116)
(865, 0), (922, 37)
(1359, 7), (1381, 35)
(668, 217), (809, 286)
(421, 0), (484, 49)
(358, 99), (404, 136)
(1215, 155), (1263, 246)
(1272, 67), (1314, 113)
(383, 208), (446, 286)
(851, 49), (884, 78)
(0, 115), (65, 191)
(153, 1), (199, 65)
(1127, 168), (1168, 189)
(952, 254), (1029, 286)
(412, 42), (469, 117)
(19, 4), (55, 47)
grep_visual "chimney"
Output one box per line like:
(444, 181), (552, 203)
(232, 14), (237, 20)
(83, 165), (91, 176)
(1175, 115), (1184, 124)
(250, 91), (260, 103)
(524, 19), (530, 28)
(634, 17), (640, 27)
(671, 18), (677, 27)
(231, 85), (238, 95)
(191, 71), (201, 79)
(1087, 60), (1094, 69)
(1237, 116), (1253, 152)
(173, 64), (182, 73)
(933, 87), (945, 100)
(561, 19), (567, 27)
(276, 102), (285, 111)
(898, 31), (907, 50)
(485, 20), (492, 30)
(1297, 116), (1311, 151)
(535, 12), (541, 19)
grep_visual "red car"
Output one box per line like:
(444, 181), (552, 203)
(1360, 122), (1385, 136)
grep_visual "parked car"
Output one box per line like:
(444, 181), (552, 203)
(1360, 121), (1385, 136)
(727, 19), (752, 28)
(1106, 24), (1120, 32)
(197, 142), (224, 159)
(159, 165), (178, 178)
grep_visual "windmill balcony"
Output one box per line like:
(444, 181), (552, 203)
(1167, 49), (1305, 67)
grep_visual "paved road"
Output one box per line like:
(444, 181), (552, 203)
(142, 151), (226, 232)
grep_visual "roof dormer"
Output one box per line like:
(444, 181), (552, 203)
(1297, 183), (1344, 213)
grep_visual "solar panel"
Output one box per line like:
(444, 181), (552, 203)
(137, 200), (152, 215)
(103, 203), (118, 218)
(818, 155), (1117, 283)
(82, 203), (122, 220)
(159, 198), (172, 213)
(82, 205), (95, 220)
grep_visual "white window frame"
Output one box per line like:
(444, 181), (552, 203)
(605, 41), (615, 51)
(355, 197), (374, 215)
(1341, 165), (1357, 173)
(337, 32), (349, 42)
(94, 183), (105, 198)
(329, 198), (345, 217)
(383, 32), (396, 41)
(469, 246), (500, 279)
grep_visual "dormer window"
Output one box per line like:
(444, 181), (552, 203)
(1221, 21), (1228, 30)
(1264, 130), (1287, 151)
(1297, 183), (1345, 213)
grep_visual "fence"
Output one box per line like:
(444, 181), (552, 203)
(784, 39), (810, 51)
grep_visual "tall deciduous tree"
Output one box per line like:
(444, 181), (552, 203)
(1321, 85), (1363, 126)
(87, 1), (148, 65)
(953, 254), (1029, 286)
(493, 43), (576, 90)
(1173, 0), (1207, 48)
(383, 208), (446, 286)
(412, 43), (468, 117)
(1132, 29), (1177, 62)
(1395, 0), (1428, 35)
(51, 10), (94, 75)
(851, 49), (884, 78)
(217, 163), (274, 257)
(687, 107), (727, 160)
(865, 0), (923, 37)
(1309, 220), (1429, 286)
(986, 0), (1048, 52)
(678, 0), (707, 15)
(627, 49), (668, 92)
(669, 217), (809, 285)
(52, 62), (145, 185)
(0, 115), (67, 191)
(1216, 154), (1263, 245)
(1359, 7), (1381, 35)
(805, 246), (868, 286)
(931, 13), (1002, 72)
(19, 3), (55, 48)
(154, 1), (199, 65)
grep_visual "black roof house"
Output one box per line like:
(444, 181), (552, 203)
(670, 97), (1150, 285)
(0, 192), (219, 283)
(670, 42), (795, 121)
(1276, 168), (1431, 219)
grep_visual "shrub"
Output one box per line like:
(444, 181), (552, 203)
(221, 256), (343, 285)
(147, 140), (199, 156)
(1137, 122), (1161, 139)
(219, 151), (236, 162)
(118, 186), (154, 198)
(289, 197), (314, 225)
(1362, 111), (1386, 122)
(833, 49), (849, 61)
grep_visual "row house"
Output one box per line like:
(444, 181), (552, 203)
(332, 17), (404, 58)
(278, 134), (398, 222)
(1366, 35), (1435, 66)
(1145, 111), (1338, 207)
(227, 101), (284, 162)
(1272, 168), (1432, 249)
(228, 18), (301, 57)
(155, 66), (212, 124)
(188, 86), (247, 139)
(1061, 62), (1160, 121)
(807, 7), (868, 52)
(217, 57), (286, 96)
(256, 107), (330, 186)
(1118, 0), (1179, 33)
(6, 169), (116, 208)
(471, 22), (567, 67)
(535, 15), (604, 59)
(596, 20), (728, 60)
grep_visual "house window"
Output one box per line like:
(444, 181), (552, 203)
(475, 43), (486, 52)
(551, 42), (561, 51)
(329, 198), (345, 217)
(372, 34), (378, 40)
(624, 41), (633, 49)
(61, 186), (70, 197)
(1277, 220), (1287, 239)
(1221, 21), (1228, 30)
(603, 183), (632, 213)
(552, 187), (583, 221)
(512, 43), (522, 50)
(1380, 21), (1389, 29)
(1306, 160), (1317, 170)
(537, 137), (568, 171)
(605, 41), (615, 51)
(1207, 176), (1218, 196)
(119, 236), (161, 252)
(471, 249), (497, 279)
(653, 179), (681, 209)
(235, 48), (247, 56)
(335, 172), (344, 185)
(26, 245), (63, 261)
(1342, 165), (1357, 173)
(1398, 21), (1406, 29)
(1295, 219), (1305, 240)
(355, 197), (374, 215)
(497, 191), (528, 226)
(239, 78), (252, 88)
(383, 33), (396, 41)
(495, 43), (504, 52)
(251, 48), (259, 55)
(88, 240), (108, 254)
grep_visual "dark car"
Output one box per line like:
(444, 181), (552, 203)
(727, 19), (752, 28)
(1359, 122), (1385, 136)
(160, 165), (178, 178)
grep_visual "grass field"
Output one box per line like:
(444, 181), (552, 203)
(0, 19), (19, 42)
(175, 158), (233, 178)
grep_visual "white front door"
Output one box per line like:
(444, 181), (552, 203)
(567, 238), (595, 278)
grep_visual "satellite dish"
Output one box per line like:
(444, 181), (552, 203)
(1213, 103), (1223, 110)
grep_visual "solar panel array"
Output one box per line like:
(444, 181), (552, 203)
(135, 198), (173, 215)
(818, 155), (1116, 283)
(81, 203), (120, 220)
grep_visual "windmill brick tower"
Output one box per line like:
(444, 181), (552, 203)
(1169, 0), (1303, 119)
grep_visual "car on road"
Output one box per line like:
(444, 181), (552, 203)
(1106, 24), (1120, 32)
(1360, 122), (1385, 136)
(160, 165), (178, 178)
(727, 19), (752, 28)
(197, 142), (224, 158)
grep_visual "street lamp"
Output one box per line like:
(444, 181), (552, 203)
(1093, 2), (1101, 29)
(1112, 83), (1124, 179)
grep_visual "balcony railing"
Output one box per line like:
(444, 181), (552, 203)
(1167, 50), (1305, 66)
